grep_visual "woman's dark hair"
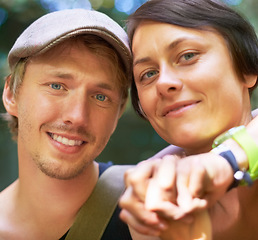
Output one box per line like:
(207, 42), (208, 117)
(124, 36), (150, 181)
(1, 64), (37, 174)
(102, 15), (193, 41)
(127, 0), (258, 119)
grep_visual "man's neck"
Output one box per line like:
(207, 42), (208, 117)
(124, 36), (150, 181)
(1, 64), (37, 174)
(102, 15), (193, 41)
(27, 162), (97, 203)
(0, 161), (99, 239)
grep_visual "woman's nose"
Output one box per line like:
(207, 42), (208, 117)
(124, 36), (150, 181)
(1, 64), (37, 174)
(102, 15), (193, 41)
(156, 68), (183, 97)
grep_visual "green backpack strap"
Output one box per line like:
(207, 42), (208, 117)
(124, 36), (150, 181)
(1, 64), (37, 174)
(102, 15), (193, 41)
(65, 165), (132, 240)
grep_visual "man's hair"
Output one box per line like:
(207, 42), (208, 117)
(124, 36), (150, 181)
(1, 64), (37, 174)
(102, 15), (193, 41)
(127, 0), (258, 119)
(3, 35), (129, 140)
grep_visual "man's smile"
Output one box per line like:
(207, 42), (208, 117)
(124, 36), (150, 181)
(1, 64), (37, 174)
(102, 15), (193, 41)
(48, 133), (84, 146)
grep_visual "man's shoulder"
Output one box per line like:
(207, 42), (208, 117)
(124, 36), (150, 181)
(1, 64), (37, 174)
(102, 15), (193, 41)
(0, 180), (17, 207)
(0, 181), (18, 239)
(98, 161), (113, 176)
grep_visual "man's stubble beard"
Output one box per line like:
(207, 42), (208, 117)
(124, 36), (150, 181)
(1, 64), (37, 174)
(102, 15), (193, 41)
(33, 152), (94, 180)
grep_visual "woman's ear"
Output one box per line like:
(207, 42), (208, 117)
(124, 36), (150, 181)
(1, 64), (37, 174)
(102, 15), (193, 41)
(243, 74), (257, 89)
(2, 75), (18, 117)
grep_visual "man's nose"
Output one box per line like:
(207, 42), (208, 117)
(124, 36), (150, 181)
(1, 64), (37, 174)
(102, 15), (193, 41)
(62, 93), (89, 126)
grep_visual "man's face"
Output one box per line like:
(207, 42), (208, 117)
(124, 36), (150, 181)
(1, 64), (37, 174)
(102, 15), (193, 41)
(12, 40), (124, 179)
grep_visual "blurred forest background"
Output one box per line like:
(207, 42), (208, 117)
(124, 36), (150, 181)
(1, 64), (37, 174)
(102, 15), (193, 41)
(0, 0), (258, 191)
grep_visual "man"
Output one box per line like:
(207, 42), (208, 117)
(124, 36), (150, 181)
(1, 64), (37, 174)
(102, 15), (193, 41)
(0, 8), (135, 239)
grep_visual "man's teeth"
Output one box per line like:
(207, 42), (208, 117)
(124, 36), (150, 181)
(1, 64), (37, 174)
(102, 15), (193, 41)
(51, 134), (83, 146)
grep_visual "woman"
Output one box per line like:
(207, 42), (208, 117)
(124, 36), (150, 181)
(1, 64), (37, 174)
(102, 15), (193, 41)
(120, 0), (258, 239)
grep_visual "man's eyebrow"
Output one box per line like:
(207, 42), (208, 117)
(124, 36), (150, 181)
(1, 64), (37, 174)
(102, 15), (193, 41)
(47, 69), (115, 90)
(133, 37), (199, 67)
(96, 82), (114, 91)
(51, 72), (114, 89)
(48, 71), (74, 80)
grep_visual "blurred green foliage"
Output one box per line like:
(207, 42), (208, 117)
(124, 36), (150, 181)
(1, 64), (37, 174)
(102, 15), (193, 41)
(0, 0), (257, 191)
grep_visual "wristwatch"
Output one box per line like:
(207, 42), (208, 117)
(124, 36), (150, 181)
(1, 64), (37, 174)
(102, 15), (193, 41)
(212, 144), (253, 188)
(212, 125), (258, 183)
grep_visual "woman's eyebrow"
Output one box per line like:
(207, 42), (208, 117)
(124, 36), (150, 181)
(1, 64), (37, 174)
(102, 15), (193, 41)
(133, 37), (201, 67)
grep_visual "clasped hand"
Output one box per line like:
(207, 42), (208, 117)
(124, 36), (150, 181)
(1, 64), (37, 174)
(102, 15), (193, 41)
(119, 152), (234, 239)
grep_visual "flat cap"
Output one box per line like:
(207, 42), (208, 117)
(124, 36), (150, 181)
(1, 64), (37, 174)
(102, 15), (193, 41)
(8, 8), (132, 75)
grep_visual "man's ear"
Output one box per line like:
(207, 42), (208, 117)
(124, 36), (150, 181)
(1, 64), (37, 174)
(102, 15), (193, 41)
(2, 75), (18, 117)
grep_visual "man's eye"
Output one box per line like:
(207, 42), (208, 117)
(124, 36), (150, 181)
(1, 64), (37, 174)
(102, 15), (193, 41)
(50, 83), (62, 90)
(96, 94), (106, 102)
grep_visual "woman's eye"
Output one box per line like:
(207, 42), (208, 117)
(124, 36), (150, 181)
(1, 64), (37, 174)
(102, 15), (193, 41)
(182, 52), (196, 61)
(96, 94), (107, 102)
(146, 70), (158, 78)
(50, 83), (62, 90)
(141, 70), (158, 81)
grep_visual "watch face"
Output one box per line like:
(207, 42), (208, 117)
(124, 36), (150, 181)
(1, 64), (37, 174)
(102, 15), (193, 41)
(234, 170), (244, 181)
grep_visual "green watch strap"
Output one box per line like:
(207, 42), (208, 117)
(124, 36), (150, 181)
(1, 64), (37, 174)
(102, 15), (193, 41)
(213, 126), (258, 181)
(231, 126), (258, 180)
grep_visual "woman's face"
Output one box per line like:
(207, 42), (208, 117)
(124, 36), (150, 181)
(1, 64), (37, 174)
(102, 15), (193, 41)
(132, 21), (255, 154)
